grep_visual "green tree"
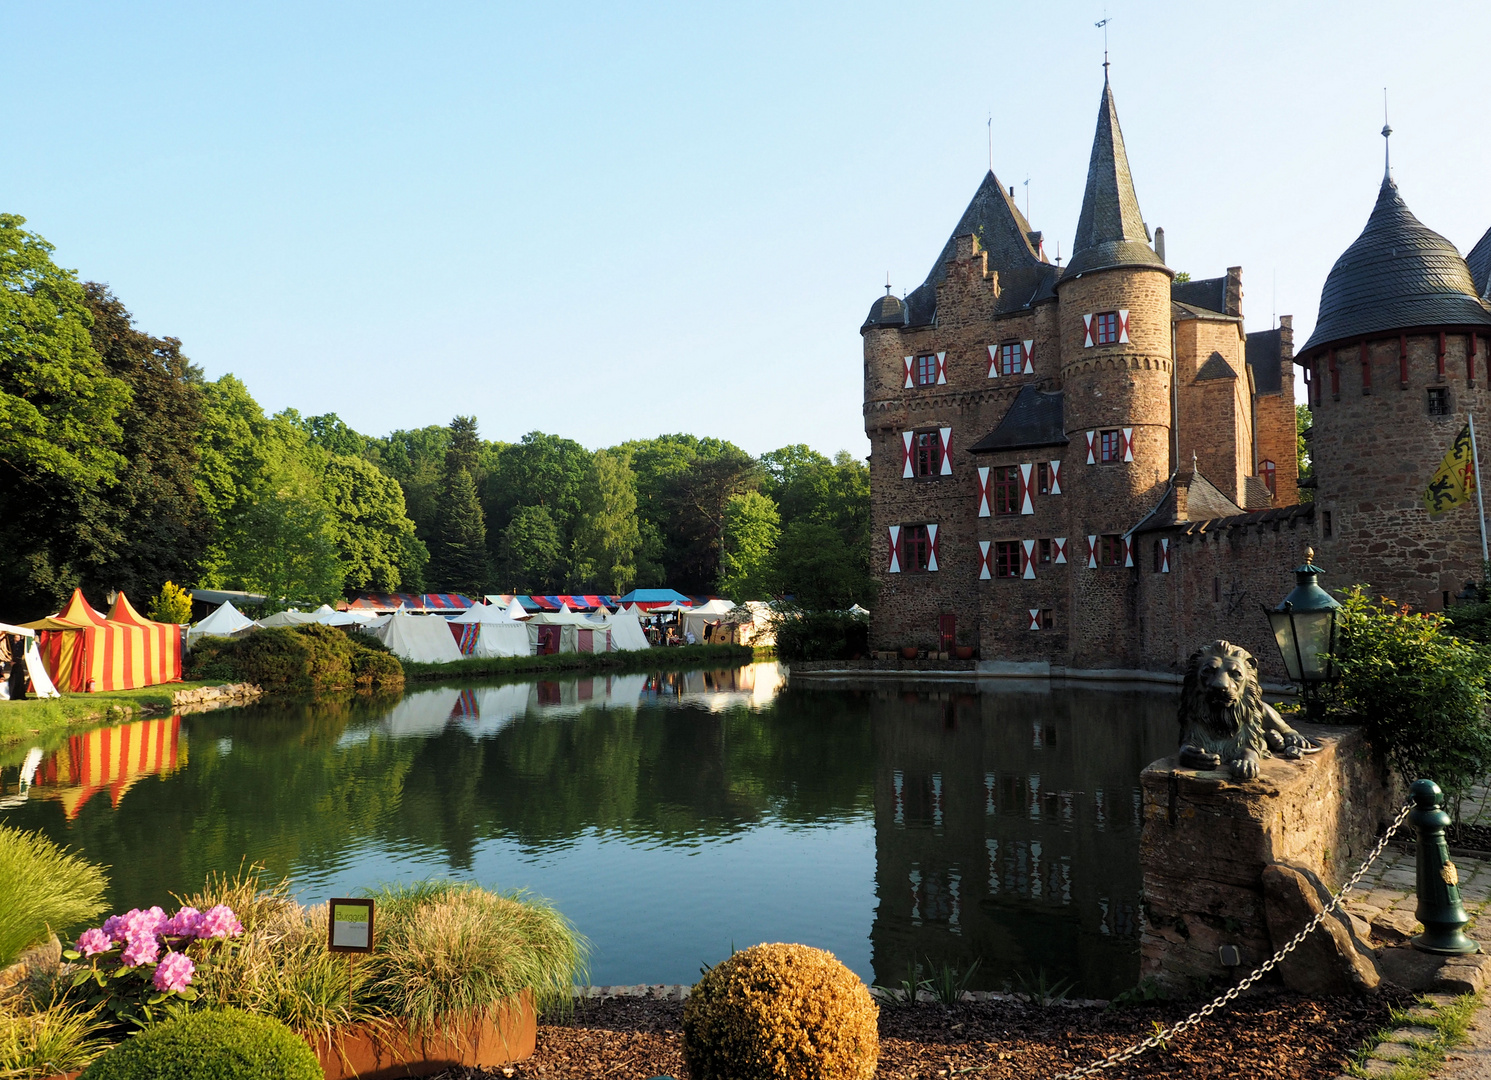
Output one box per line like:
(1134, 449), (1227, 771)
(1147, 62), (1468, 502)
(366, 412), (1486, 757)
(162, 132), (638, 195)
(430, 469), (490, 596)
(499, 505), (563, 594)
(293, 411), (377, 462)
(322, 454), (428, 592)
(0, 215), (130, 487)
(446, 415), (481, 478)
(219, 484), (344, 606)
(570, 449), (644, 594)
(1296, 403), (1314, 502)
(373, 425), (450, 546)
(773, 522), (873, 609)
(718, 491), (780, 600)
(482, 431), (592, 568)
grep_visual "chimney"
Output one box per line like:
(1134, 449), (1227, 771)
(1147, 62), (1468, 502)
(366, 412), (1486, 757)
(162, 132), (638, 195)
(1225, 267), (1244, 318)
(1154, 227), (1166, 264)
(1278, 314), (1294, 359)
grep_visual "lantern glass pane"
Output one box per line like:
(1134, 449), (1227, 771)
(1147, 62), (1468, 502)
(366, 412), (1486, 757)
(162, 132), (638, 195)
(1292, 609), (1335, 680)
(1268, 610), (1303, 682)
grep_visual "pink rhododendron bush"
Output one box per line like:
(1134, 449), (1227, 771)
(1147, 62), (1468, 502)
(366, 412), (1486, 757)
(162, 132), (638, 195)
(65, 903), (244, 1027)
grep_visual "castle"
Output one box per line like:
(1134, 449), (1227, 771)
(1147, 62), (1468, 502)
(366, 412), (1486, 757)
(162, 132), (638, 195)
(863, 75), (1491, 680)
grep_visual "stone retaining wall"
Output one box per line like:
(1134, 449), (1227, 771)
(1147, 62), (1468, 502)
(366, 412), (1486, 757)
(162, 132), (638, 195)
(170, 683), (262, 712)
(1138, 722), (1400, 992)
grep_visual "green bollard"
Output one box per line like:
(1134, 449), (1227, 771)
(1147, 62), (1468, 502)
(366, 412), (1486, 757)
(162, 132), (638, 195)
(1409, 779), (1479, 955)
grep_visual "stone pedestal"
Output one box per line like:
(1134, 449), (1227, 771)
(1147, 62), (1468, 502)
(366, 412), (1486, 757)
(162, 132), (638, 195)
(1138, 723), (1400, 991)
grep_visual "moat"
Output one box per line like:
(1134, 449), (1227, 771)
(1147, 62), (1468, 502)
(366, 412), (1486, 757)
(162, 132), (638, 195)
(0, 665), (1176, 998)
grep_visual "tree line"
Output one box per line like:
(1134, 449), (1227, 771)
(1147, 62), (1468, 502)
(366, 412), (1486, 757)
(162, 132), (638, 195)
(0, 215), (872, 617)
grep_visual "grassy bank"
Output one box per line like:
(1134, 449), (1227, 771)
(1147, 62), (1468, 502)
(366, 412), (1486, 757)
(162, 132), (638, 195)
(0, 681), (220, 749)
(401, 643), (756, 682)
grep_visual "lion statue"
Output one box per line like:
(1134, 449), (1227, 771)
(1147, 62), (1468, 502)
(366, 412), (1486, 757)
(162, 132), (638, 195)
(1177, 640), (1319, 779)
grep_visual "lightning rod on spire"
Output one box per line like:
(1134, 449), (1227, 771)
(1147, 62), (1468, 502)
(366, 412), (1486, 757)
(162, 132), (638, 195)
(1381, 88), (1392, 179)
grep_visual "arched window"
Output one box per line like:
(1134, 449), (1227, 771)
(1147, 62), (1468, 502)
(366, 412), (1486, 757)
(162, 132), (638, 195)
(1259, 459), (1277, 497)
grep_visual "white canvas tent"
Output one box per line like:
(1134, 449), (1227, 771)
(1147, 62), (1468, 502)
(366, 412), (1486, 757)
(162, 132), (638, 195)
(258, 609), (317, 628)
(448, 603), (530, 658)
(682, 598), (737, 642)
(375, 610), (463, 664)
(505, 597), (529, 621)
(599, 605), (650, 651)
(188, 600), (258, 643)
(308, 604), (369, 627)
(526, 608), (607, 654)
(0, 622), (60, 699)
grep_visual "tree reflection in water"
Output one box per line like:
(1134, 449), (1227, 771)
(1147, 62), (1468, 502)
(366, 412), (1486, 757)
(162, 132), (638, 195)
(0, 666), (1173, 996)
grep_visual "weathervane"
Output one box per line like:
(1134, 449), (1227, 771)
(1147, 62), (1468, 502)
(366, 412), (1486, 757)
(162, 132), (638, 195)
(1095, 12), (1109, 73)
(1382, 88), (1392, 179)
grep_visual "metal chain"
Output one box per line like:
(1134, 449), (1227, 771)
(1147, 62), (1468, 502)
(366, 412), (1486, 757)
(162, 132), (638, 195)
(1048, 799), (1414, 1080)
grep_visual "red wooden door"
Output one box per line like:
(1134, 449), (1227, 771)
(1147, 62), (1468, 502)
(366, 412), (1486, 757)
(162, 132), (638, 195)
(938, 614), (956, 653)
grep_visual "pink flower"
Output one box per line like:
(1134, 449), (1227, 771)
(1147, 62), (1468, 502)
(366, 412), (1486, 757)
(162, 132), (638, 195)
(162, 907), (203, 937)
(195, 905), (242, 939)
(120, 932), (160, 967)
(107, 907), (167, 943)
(76, 928), (114, 957)
(152, 951), (195, 993)
(101, 914), (126, 942)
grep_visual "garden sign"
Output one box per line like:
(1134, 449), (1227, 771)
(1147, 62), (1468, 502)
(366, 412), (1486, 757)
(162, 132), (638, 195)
(328, 897), (375, 954)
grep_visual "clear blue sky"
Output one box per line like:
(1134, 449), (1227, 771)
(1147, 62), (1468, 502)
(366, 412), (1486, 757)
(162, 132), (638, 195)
(6, 1), (1488, 459)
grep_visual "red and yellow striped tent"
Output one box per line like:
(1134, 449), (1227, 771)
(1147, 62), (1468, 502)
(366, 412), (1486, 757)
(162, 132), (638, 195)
(107, 592), (182, 687)
(26, 589), (182, 692)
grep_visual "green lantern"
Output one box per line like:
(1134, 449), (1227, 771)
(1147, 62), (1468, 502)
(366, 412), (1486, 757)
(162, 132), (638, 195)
(1266, 547), (1342, 717)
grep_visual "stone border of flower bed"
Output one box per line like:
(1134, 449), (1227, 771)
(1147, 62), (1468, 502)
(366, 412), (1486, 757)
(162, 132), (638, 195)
(1333, 991), (1481, 1079)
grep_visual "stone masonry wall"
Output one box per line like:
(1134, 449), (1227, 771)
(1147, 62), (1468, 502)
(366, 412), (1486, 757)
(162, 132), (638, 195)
(1310, 331), (1490, 611)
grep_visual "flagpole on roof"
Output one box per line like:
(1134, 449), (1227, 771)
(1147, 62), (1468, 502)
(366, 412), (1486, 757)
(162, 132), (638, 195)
(1472, 413), (1489, 565)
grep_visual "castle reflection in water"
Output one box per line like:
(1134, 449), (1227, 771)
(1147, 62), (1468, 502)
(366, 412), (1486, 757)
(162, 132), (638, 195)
(0, 667), (1174, 995)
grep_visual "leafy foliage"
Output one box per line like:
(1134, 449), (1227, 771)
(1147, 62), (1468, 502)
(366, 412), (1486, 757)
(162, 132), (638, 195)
(323, 454), (427, 592)
(498, 504), (564, 594)
(0, 997), (110, 1077)
(78, 1008), (321, 1080)
(1296, 403), (1313, 502)
(569, 449), (645, 594)
(772, 607), (869, 662)
(186, 625), (404, 693)
(0, 824), (108, 969)
(1327, 586), (1491, 812)
(148, 581), (193, 625)
(718, 491), (780, 601)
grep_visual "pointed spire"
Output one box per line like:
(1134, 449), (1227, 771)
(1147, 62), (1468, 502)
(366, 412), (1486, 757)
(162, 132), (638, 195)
(1063, 78), (1168, 280)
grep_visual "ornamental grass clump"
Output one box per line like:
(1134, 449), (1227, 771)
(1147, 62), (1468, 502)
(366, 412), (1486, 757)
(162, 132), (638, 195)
(0, 824), (108, 970)
(683, 942), (878, 1080)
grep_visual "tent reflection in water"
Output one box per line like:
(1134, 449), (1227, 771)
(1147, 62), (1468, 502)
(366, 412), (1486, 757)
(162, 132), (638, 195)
(374, 609), (463, 664)
(23, 589), (181, 692)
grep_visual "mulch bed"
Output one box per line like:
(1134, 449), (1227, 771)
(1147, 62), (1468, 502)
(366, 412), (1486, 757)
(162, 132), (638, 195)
(435, 986), (1409, 1079)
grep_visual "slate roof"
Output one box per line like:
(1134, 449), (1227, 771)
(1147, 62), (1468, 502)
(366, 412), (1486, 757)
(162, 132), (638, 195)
(1243, 476), (1275, 510)
(1131, 467), (1244, 534)
(1301, 175), (1491, 353)
(1195, 351), (1236, 381)
(862, 293), (907, 329)
(1063, 78), (1169, 280)
(1468, 225), (1491, 301)
(897, 170), (1055, 329)
(966, 386), (1068, 452)
(1246, 328), (1284, 394)
(1171, 277), (1227, 314)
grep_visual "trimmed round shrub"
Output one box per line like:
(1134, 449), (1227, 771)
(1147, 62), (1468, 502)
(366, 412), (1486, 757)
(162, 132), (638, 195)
(79, 1008), (321, 1080)
(683, 942), (878, 1080)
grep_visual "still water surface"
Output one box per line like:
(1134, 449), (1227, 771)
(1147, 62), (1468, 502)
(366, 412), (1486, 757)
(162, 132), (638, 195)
(0, 665), (1176, 997)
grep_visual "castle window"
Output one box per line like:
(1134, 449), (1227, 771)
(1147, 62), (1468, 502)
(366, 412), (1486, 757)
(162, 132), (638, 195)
(994, 540), (1020, 579)
(1099, 429), (1123, 464)
(915, 354), (939, 387)
(996, 342), (1022, 377)
(1152, 540), (1164, 573)
(1039, 609), (1054, 630)
(1093, 311), (1120, 345)
(1037, 462), (1051, 494)
(902, 524), (932, 572)
(1323, 511), (1333, 538)
(993, 466), (1020, 515)
(1038, 538), (1053, 564)
(1259, 459), (1277, 497)
(913, 431), (940, 477)
(1100, 534), (1124, 567)
(1429, 387), (1451, 416)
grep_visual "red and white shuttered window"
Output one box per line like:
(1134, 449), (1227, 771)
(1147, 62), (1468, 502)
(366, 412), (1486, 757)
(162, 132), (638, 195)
(986, 340), (1035, 378)
(1081, 310), (1130, 347)
(978, 540), (992, 580)
(1027, 609), (1054, 631)
(889, 524), (938, 574)
(904, 353), (948, 388)
(1018, 463), (1035, 514)
(1086, 429), (1134, 464)
(1020, 539), (1037, 579)
(992, 466), (1019, 515)
(993, 540), (1020, 579)
(976, 467), (991, 517)
(1086, 535), (1130, 569)
(901, 429), (954, 478)
(1153, 537), (1171, 573)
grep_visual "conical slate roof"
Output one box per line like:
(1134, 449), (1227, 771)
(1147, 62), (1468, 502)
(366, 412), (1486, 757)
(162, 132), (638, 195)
(897, 170), (1051, 327)
(1063, 77), (1168, 280)
(1467, 225), (1491, 301)
(1301, 176), (1491, 353)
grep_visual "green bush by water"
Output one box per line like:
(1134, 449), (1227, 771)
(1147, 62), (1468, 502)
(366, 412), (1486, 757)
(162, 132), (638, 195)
(1328, 585), (1491, 814)
(187, 624), (403, 693)
(0, 824), (108, 969)
(78, 1008), (321, 1080)
(772, 609), (868, 663)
